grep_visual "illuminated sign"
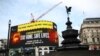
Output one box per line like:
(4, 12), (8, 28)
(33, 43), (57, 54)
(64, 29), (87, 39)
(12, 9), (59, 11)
(18, 21), (53, 32)
(9, 20), (58, 48)
(24, 30), (58, 46)
(10, 32), (22, 47)
(12, 32), (20, 44)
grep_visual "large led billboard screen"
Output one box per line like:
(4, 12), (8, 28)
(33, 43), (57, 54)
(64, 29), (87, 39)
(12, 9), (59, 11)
(9, 20), (58, 48)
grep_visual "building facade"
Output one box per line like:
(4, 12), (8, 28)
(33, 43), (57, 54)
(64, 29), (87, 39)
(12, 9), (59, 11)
(0, 39), (7, 56)
(0, 39), (7, 49)
(80, 18), (100, 50)
(35, 46), (56, 56)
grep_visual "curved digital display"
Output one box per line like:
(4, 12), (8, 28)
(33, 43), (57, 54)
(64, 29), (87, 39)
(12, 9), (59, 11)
(10, 20), (58, 48)
(18, 20), (53, 32)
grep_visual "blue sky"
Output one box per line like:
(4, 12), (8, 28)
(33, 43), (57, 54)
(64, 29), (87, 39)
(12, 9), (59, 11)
(0, 0), (100, 44)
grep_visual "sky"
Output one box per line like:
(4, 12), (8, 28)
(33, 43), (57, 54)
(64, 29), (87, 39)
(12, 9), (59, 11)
(0, 0), (100, 44)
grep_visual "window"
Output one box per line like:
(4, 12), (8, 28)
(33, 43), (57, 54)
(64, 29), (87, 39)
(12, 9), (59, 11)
(96, 30), (99, 37)
(49, 47), (53, 50)
(97, 38), (100, 43)
(39, 52), (42, 56)
(39, 48), (42, 50)
(88, 29), (90, 32)
(44, 48), (48, 50)
(91, 21), (94, 23)
(44, 51), (48, 55)
(92, 38), (95, 43)
(95, 21), (99, 23)
(84, 39), (87, 43)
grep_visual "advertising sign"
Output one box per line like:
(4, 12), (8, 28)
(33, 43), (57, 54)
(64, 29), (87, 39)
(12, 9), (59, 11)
(9, 20), (58, 48)
(18, 20), (53, 32)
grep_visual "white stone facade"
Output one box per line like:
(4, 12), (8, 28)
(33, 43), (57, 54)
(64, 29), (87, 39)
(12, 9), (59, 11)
(80, 18), (100, 50)
(35, 46), (55, 56)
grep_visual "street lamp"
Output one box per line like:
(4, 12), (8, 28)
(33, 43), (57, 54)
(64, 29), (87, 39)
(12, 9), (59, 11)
(7, 20), (11, 56)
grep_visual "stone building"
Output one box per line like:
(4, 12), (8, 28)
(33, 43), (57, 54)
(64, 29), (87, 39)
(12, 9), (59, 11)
(0, 39), (7, 56)
(0, 39), (7, 49)
(79, 18), (100, 50)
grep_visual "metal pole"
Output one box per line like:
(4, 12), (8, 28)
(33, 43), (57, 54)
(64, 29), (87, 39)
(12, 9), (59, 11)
(7, 20), (11, 56)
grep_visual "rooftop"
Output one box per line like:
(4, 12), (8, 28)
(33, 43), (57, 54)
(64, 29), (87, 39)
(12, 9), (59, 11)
(84, 18), (100, 21)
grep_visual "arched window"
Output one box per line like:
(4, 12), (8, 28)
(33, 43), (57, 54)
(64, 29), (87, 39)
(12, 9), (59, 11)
(92, 38), (95, 43)
(39, 48), (42, 50)
(44, 48), (48, 50)
(84, 38), (87, 43)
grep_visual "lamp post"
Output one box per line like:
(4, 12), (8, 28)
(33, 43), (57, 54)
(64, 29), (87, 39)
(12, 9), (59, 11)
(7, 20), (11, 56)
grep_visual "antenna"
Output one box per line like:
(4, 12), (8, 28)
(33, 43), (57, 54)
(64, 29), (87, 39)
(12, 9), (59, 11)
(31, 13), (35, 22)
(35, 2), (62, 21)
